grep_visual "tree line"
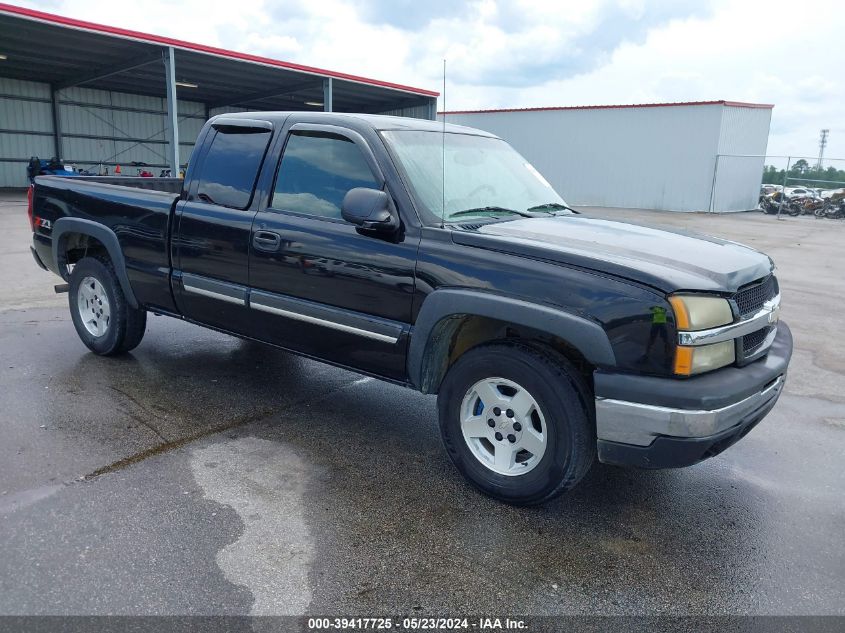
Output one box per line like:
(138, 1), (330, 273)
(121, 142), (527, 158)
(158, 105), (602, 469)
(761, 159), (845, 189)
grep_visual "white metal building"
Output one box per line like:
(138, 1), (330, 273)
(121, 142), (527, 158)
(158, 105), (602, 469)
(0, 5), (438, 188)
(442, 101), (773, 212)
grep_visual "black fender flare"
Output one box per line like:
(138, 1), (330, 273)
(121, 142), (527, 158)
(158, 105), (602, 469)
(52, 217), (139, 308)
(408, 289), (616, 393)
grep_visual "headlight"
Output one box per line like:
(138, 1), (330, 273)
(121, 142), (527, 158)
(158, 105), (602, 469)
(674, 341), (736, 376)
(668, 294), (733, 331)
(669, 294), (735, 375)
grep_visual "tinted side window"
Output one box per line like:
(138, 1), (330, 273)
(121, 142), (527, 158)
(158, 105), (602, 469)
(272, 131), (378, 219)
(196, 129), (271, 210)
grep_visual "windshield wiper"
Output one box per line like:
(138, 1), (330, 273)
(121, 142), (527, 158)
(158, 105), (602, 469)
(448, 206), (534, 219)
(526, 202), (579, 214)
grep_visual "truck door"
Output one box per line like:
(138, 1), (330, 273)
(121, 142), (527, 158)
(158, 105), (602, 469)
(172, 119), (273, 335)
(247, 123), (417, 379)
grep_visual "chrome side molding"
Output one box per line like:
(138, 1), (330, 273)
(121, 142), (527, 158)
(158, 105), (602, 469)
(182, 273), (246, 305)
(179, 273), (402, 344)
(250, 299), (399, 344)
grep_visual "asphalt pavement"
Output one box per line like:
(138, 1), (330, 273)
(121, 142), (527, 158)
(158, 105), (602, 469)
(1, 190), (843, 619)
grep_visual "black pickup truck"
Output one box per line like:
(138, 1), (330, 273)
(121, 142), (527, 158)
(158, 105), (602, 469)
(28, 112), (792, 504)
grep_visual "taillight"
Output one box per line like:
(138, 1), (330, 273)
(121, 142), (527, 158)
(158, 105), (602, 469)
(27, 185), (35, 231)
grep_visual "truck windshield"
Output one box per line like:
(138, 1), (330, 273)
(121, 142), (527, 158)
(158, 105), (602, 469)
(381, 130), (570, 225)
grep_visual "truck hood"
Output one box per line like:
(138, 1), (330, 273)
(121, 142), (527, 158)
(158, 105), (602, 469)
(451, 215), (773, 293)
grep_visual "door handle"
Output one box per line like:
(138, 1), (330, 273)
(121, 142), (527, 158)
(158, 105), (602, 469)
(253, 230), (282, 252)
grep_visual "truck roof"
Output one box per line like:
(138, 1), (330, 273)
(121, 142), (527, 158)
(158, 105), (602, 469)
(211, 111), (496, 137)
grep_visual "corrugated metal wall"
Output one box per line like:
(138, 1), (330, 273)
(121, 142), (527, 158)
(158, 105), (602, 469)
(0, 78), (54, 188)
(1, 77), (206, 187)
(713, 106), (772, 211)
(443, 104), (771, 212)
(1, 77), (436, 187)
(444, 105), (723, 212)
(58, 86), (205, 176)
(377, 101), (435, 120)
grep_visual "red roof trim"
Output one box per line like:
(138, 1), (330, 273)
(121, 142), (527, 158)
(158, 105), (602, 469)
(440, 100), (774, 115)
(0, 2), (439, 97)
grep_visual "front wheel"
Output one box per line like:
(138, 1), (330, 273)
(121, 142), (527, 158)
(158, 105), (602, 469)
(437, 342), (595, 505)
(69, 257), (147, 355)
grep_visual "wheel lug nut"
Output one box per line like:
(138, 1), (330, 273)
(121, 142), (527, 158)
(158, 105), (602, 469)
(513, 422), (522, 431)
(487, 419), (495, 428)
(493, 407), (501, 416)
(494, 432), (503, 441)
(506, 409), (514, 418)
(507, 434), (516, 443)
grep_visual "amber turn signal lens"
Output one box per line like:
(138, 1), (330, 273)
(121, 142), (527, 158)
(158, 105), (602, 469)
(674, 341), (736, 376)
(668, 296), (690, 330)
(674, 346), (694, 376)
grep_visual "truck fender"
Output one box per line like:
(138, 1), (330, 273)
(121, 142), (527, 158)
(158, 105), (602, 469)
(408, 289), (616, 393)
(52, 217), (139, 308)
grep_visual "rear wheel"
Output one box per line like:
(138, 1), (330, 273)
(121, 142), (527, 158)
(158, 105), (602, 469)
(69, 257), (146, 355)
(437, 342), (595, 505)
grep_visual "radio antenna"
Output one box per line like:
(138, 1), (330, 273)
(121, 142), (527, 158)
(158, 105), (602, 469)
(441, 58), (446, 229)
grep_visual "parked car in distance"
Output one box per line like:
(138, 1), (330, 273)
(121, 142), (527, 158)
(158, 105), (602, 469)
(27, 112), (792, 505)
(785, 187), (818, 199)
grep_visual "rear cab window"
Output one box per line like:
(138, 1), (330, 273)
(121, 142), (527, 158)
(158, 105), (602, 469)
(195, 127), (272, 210)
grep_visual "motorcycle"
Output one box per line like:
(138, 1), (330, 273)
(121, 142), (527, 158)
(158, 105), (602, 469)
(759, 191), (784, 214)
(816, 198), (845, 219)
(789, 195), (824, 217)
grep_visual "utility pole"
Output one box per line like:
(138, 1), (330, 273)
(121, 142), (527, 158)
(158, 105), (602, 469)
(817, 128), (829, 169)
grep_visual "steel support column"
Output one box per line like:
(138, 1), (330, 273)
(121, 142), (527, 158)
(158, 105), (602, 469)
(50, 85), (63, 159)
(323, 78), (333, 112)
(163, 47), (180, 175)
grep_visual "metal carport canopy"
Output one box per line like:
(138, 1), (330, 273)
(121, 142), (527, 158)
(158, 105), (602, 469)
(0, 3), (438, 171)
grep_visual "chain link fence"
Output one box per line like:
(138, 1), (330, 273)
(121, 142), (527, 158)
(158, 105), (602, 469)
(710, 153), (845, 214)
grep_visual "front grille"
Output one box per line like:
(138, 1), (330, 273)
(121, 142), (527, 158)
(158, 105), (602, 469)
(734, 275), (778, 317)
(742, 327), (770, 355)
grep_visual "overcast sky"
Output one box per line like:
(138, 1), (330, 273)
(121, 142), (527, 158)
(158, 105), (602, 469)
(24, 0), (845, 163)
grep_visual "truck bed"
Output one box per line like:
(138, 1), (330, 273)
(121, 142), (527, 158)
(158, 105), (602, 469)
(31, 175), (183, 312)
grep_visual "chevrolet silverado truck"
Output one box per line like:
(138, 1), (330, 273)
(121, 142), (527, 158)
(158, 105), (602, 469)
(28, 112), (792, 504)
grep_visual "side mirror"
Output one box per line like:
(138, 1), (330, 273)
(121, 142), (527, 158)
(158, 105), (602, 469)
(341, 188), (399, 234)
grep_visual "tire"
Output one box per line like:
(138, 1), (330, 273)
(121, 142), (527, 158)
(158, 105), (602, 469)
(437, 341), (595, 505)
(68, 256), (147, 355)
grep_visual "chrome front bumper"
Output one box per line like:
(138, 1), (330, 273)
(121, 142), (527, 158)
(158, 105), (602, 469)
(593, 321), (792, 468)
(596, 374), (785, 447)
